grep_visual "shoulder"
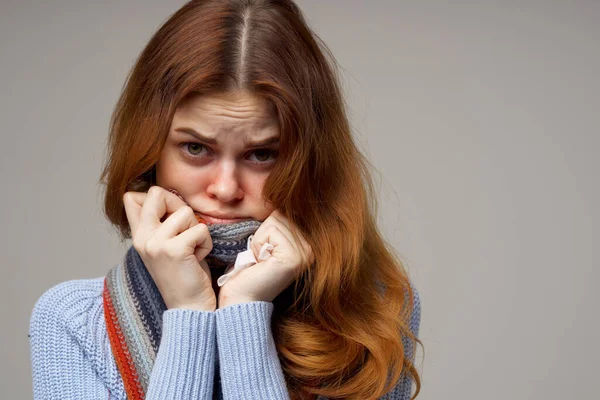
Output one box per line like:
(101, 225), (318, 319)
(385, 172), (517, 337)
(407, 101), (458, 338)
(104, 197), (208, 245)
(30, 277), (125, 396)
(30, 277), (106, 339)
(31, 276), (105, 309)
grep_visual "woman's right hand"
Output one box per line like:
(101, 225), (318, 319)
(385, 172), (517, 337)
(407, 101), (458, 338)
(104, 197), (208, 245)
(123, 185), (216, 311)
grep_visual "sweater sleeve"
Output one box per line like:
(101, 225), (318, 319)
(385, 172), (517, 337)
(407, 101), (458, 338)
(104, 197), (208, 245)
(215, 301), (290, 400)
(29, 278), (217, 400)
(214, 283), (421, 400)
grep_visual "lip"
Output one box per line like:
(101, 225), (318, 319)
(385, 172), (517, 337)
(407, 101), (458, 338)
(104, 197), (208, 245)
(197, 212), (251, 224)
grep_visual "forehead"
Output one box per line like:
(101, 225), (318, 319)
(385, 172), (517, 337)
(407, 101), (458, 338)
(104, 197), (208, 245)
(172, 91), (279, 139)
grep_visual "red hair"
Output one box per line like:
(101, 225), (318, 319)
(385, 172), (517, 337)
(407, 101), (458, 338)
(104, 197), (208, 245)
(99, 1), (422, 398)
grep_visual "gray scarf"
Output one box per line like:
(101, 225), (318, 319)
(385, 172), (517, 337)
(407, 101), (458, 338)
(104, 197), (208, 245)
(103, 219), (260, 399)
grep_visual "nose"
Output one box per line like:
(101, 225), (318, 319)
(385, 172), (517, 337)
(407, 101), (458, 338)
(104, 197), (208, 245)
(206, 160), (244, 204)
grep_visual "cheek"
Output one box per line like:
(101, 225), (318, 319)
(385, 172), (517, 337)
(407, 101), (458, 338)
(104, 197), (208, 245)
(241, 173), (275, 215)
(242, 174), (270, 207)
(242, 173), (267, 197)
(156, 151), (209, 191)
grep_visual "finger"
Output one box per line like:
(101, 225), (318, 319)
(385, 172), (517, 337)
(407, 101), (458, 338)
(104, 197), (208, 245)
(260, 214), (314, 266)
(261, 214), (296, 248)
(251, 224), (289, 261)
(138, 186), (187, 234)
(271, 212), (313, 264)
(163, 187), (206, 224)
(171, 222), (213, 262)
(123, 191), (147, 235)
(154, 204), (199, 241)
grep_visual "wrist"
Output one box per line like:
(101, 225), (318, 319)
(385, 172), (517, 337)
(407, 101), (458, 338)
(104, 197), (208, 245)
(168, 298), (217, 312)
(218, 294), (260, 309)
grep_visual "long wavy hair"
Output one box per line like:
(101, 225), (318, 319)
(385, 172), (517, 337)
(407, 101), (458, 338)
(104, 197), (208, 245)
(99, 1), (422, 398)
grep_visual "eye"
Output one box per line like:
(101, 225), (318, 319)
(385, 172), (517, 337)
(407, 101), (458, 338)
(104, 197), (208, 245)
(179, 142), (277, 165)
(248, 149), (278, 164)
(181, 142), (209, 158)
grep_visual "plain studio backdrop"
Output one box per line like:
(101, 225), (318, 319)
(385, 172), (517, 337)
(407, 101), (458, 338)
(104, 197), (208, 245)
(1, 1), (598, 399)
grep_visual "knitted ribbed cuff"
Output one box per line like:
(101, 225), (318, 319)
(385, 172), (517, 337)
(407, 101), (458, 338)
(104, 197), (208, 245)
(215, 301), (290, 399)
(146, 309), (217, 399)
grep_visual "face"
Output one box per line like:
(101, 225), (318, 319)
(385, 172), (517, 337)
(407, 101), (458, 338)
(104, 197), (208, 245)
(155, 90), (279, 224)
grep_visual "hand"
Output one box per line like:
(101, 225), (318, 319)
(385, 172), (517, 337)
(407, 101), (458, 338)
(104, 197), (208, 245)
(123, 185), (216, 311)
(218, 210), (314, 308)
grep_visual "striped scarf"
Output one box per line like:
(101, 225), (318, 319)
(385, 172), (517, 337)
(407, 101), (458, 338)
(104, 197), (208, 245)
(103, 220), (261, 399)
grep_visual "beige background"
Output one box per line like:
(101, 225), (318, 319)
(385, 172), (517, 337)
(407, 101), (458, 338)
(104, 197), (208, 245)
(2, 1), (599, 398)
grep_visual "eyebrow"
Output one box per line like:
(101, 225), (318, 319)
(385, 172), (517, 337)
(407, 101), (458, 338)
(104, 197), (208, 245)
(174, 127), (280, 147)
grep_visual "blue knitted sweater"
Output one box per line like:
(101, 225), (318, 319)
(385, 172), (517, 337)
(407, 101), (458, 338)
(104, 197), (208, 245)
(29, 277), (420, 399)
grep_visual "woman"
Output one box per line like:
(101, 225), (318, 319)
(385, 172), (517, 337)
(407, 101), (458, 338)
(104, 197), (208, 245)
(29, 1), (422, 399)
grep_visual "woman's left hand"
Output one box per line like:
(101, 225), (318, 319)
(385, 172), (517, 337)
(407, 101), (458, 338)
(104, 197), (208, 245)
(218, 210), (314, 308)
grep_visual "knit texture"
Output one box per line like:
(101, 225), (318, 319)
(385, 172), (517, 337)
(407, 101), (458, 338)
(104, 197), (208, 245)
(104, 218), (260, 399)
(165, 187), (262, 267)
(205, 220), (262, 265)
(29, 277), (421, 399)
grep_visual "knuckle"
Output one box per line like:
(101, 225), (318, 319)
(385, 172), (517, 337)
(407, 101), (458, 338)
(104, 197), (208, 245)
(199, 221), (209, 231)
(197, 222), (209, 235)
(197, 224), (212, 244)
(182, 205), (194, 217)
(132, 237), (143, 253)
(144, 239), (162, 258)
(148, 186), (162, 196)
